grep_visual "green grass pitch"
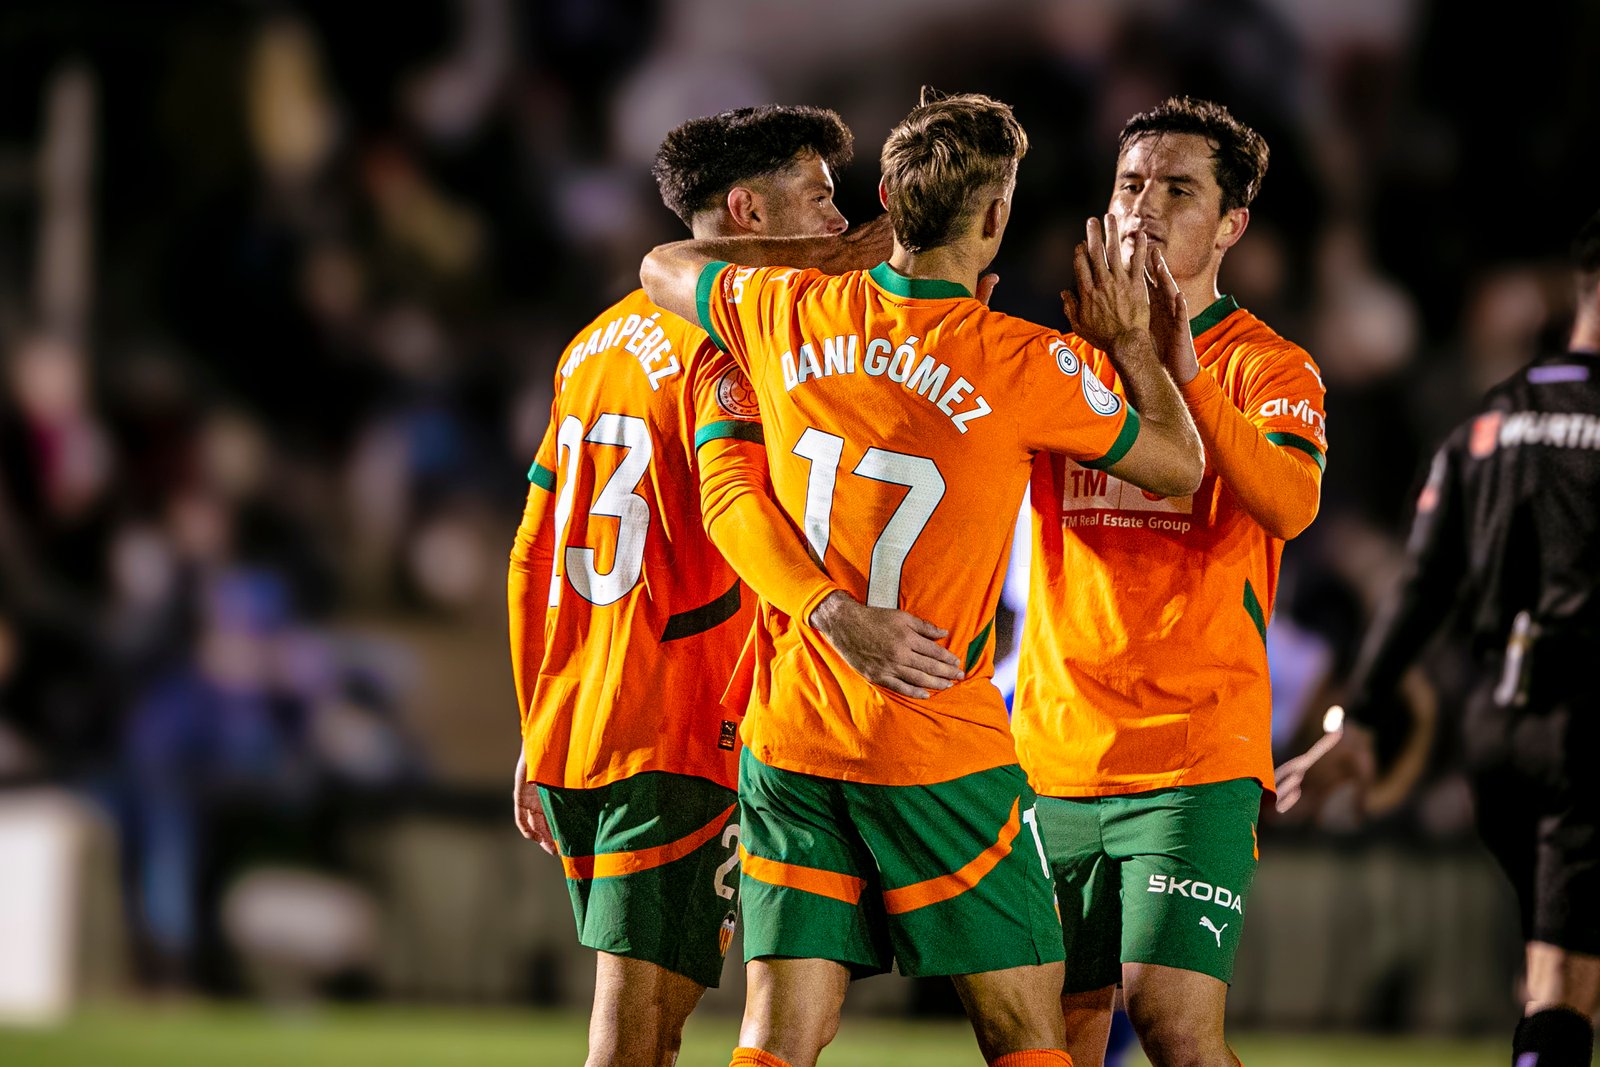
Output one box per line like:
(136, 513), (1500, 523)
(0, 1005), (1505, 1065)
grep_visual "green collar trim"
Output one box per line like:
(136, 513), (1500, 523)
(1190, 294), (1240, 338)
(868, 262), (972, 300)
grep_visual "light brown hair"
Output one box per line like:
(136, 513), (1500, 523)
(880, 91), (1029, 253)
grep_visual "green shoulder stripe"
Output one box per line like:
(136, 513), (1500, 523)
(964, 615), (996, 672)
(696, 260), (733, 352)
(1079, 407), (1142, 471)
(695, 420), (764, 450)
(528, 462), (556, 491)
(1265, 432), (1326, 471)
(1242, 579), (1267, 645)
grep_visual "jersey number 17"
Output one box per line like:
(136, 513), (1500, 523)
(792, 427), (946, 608)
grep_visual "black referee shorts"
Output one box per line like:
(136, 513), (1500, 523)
(1465, 666), (1600, 956)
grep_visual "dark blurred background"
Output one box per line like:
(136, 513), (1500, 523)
(0, 0), (1596, 1039)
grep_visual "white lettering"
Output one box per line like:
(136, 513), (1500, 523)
(822, 335), (856, 376)
(950, 393), (992, 434)
(798, 343), (823, 385)
(647, 355), (680, 390)
(937, 377), (972, 416)
(887, 338), (919, 383)
(905, 354), (949, 400)
(863, 338), (892, 376)
(1147, 874), (1246, 915)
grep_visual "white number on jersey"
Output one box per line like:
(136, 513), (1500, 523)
(551, 413), (653, 607)
(791, 428), (945, 608)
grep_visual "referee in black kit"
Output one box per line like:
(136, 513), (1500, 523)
(1277, 210), (1600, 1067)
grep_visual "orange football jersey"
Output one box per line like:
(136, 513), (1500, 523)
(519, 288), (764, 790)
(700, 260), (1139, 785)
(1015, 297), (1327, 796)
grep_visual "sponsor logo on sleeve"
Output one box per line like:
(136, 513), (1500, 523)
(1258, 396), (1326, 440)
(715, 368), (761, 418)
(1081, 365), (1123, 416)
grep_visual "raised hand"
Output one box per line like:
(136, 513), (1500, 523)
(809, 590), (964, 699)
(1147, 249), (1200, 385)
(1061, 214), (1150, 350)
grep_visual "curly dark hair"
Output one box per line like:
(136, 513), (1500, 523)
(880, 91), (1028, 254)
(652, 105), (854, 226)
(1118, 97), (1269, 215)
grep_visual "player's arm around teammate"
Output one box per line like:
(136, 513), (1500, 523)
(697, 415), (965, 699)
(507, 106), (965, 1067)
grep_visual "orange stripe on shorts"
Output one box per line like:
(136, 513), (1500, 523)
(881, 798), (1021, 915)
(738, 845), (866, 905)
(560, 802), (736, 880)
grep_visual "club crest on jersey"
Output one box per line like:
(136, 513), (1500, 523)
(1050, 340), (1080, 377)
(1081, 366), (1122, 416)
(716, 368), (761, 419)
(718, 720), (739, 751)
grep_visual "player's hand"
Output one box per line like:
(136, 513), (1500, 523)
(1146, 249), (1199, 385)
(1061, 214), (1151, 351)
(513, 751), (557, 855)
(832, 213), (897, 272)
(808, 590), (964, 699)
(1273, 711), (1377, 818)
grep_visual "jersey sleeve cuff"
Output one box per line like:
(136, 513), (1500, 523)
(1079, 406), (1142, 470)
(527, 462), (556, 490)
(797, 581), (845, 629)
(696, 260), (733, 352)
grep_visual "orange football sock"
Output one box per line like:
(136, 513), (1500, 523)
(729, 1048), (795, 1067)
(989, 1051), (1073, 1066)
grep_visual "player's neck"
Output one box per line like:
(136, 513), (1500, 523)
(1179, 269), (1226, 327)
(886, 243), (981, 297)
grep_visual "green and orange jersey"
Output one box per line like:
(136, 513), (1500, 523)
(698, 259), (1141, 786)
(512, 288), (766, 791)
(1015, 296), (1327, 797)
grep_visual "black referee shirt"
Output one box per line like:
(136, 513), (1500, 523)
(1344, 349), (1600, 741)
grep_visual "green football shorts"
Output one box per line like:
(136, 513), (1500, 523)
(737, 749), (1064, 978)
(538, 771), (741, 988)
(1036, 778), (1262, 991)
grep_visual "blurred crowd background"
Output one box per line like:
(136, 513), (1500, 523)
(0, 0), (1597, 1040)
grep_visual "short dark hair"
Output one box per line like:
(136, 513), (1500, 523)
(880, 91), (1028, 253)
(1572, 210), (1600, 276)
(652, 106), (853, 226)
(1118, 97), (1268, 215)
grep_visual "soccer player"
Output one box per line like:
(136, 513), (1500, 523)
(508, 106), (957, 1067)
(1277, 210), (1600, 1067)
(642, 91), (1204, 1067)
(1011, 97), (1328, 1067)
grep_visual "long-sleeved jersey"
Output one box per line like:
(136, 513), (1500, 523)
(1346, 349), (1600, 734)
(1015, 297), (1326, 796)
